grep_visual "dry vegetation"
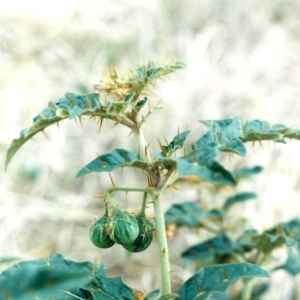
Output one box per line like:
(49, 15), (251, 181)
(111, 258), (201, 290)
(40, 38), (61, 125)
(1, 1), (300, 298)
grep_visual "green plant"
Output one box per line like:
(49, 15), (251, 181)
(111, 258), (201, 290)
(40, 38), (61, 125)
(3, 61), (300, 299)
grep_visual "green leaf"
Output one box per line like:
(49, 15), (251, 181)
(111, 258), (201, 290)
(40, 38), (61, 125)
(199, 118), (300, 157)
(174, 158), (236, 185)
(5, 93), (138, 171)
(83, 276), (136, 300)
(178, 263), (269, 300)
(161, 130), (192, 156)
(181, 234), (242, 261)
(263, 218), (300, 253)
(223, 192), (257, 211)
(193, 291), (229, 300)
(236, 229), (260, 252)
(0, 253), (106, 300)
(232, 165), (263, 180)
(274, 247), (300, 276)
(76, 149), (146, 178)
(164, 202), (224, 227)
(255, 232), (286, 254)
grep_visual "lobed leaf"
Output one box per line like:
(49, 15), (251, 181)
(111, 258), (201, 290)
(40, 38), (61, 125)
(178, 263), (269, 300)
(5, 93), (138, 171)
(199, 117), (300, 157)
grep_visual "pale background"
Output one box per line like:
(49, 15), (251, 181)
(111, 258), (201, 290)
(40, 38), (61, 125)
(1, 1), (300, 299)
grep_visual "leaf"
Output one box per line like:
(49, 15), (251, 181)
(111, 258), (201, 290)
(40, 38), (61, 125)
(0, 253), (106, 300)
(199, 118), (300, 157)
(84, 276), (136, 300)
(178, 263), (269, 300)
(161, 130), (192, 156)
(76, 149), (146, 178)
(236, 229), (260, 252)
(274, 247), (300, 276)
(223, 192), (257, 211)
(255, 232), (286, 254)
(175, 158), (236, 185)
(164, 202), (224, 227)
(232, 165), (263, 180)
(5, 93), (137, 171)
(181, 235), (242, 261)
(263, 218), (300, 253)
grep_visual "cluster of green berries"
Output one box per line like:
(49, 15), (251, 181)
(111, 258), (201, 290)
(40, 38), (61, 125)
(90, 207), (154, 252)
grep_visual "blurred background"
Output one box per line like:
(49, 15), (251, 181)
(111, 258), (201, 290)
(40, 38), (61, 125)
(1, 0), (300, 298)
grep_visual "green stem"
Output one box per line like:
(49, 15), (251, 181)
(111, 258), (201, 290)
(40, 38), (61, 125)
(140, 192), (148, 216)
(241, 278), (256, 300)
(152, 191), (171, 295)
(133, 128), (152, 163)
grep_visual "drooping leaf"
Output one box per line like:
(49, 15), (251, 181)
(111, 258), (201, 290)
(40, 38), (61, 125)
(0, 253), (106, 300)
(199, 118), (300, 157)
(178, 263), (269, 300)
(223, 192), (257, 211)
(164, 202), (224, 227)
(76, 149), (146, 178)
(5, 93), (137, 170)
(181, 234), (242, 261)
(161, 130), (192, 157)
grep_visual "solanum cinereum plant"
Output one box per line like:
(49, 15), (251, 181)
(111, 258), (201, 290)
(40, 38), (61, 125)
(2, 61), (300, 299)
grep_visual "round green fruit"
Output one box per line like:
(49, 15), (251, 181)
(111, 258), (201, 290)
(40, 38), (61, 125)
(90, 216), (115, 248)
(112, 210), (139, 245)
(122, 216), (154, 252)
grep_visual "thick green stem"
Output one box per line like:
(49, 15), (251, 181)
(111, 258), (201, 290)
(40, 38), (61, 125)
(152, 192), (171, 295)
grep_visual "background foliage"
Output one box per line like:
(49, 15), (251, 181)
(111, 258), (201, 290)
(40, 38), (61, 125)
(1, 1), (300, 298)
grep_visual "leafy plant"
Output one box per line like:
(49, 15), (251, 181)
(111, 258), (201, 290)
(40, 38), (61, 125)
(3, 61), (300, 299)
